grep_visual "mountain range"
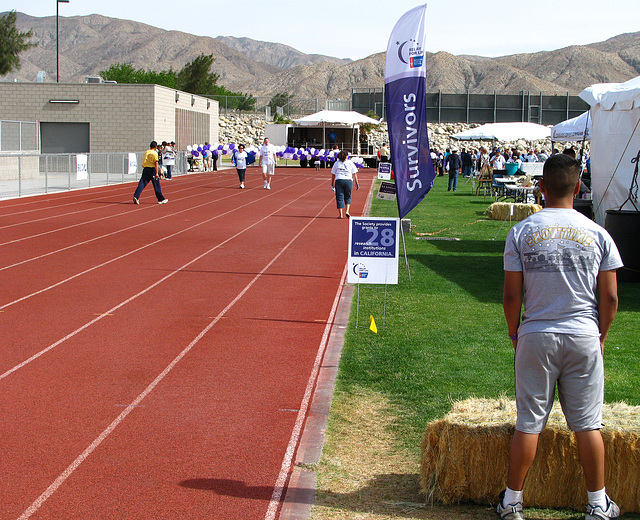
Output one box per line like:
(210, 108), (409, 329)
(8, 12), (640, 101)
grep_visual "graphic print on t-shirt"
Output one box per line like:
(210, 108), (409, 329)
(522, 224), (596, 273)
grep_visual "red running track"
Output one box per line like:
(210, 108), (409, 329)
(0, 166), (375, 520)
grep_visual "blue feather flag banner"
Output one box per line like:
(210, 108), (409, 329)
(385, 4), (435, 219)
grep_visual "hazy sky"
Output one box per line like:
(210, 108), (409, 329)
(8, 0), (640, 61)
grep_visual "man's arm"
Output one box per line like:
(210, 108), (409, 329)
(597, 269), (619, 352)
(503, 270), (523, 348)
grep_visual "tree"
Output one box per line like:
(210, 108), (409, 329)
(268, 92), (294, 114)
(0, 10), (37, 76)
(99, 63), (177, 88)
(176, 54), (220, 96)
(98, 54), (254, 110)
(361, 110), (381, 135)
(209, 84), (256, 112)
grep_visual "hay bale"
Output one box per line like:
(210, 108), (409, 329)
(420, 398), (640, 512)
(485, 202), (542, 221)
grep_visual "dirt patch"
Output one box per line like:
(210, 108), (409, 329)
(309, 387), (492, 519)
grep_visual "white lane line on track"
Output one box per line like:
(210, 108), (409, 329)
(17, 193), (335, 520)
(0, 173), (213, 219)
(0, 169), (303, 219)
(0, 178), (326, 382)
(263, 263), (347, 520)
(0, 175), (308, 270)
(0, 177), (310, 310)
(0, 176), (228, 242)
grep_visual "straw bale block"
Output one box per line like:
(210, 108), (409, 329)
(420, 398), (640, 512)
(485, 202), (542, 221)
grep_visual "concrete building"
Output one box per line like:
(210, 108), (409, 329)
(0, 83), (219, 154)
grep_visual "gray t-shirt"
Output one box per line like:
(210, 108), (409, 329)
(504, 208), (623, 337)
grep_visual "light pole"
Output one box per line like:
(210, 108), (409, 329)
(56, 0), (69, 83)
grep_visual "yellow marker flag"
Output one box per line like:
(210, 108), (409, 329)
(369, 315), (378, 334)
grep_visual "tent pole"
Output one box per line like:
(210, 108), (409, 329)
(578, 112), (590, 181)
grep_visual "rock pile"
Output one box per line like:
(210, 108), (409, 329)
(217, 116), (558, 156)
(218, 115), (267, 147)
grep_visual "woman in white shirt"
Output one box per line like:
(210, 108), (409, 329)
(331, 151), (359, 219)
(233, 144), (248, 189)
(162, 142), (176, 179)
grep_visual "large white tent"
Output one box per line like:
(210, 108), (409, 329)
(292, 110), (381, 151)
(451, 122), (551, 142)
(579, 76), (640, 225)
(550, 111), (592, 142)
(293, 110), (381, 126)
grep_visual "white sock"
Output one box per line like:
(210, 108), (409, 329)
(587, 488), (607, 509)
(504, 487), (523, 506)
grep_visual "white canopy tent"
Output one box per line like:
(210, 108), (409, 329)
(293, 110), (381, 126)
(292, 110), (381, 151)
(550, 111), (592, 142)
(579, 76), (640, 225)
(451, 122), (551, 142)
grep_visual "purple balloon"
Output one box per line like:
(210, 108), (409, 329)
(319, 156), (326, 162)
(292, 154), (298, 160)
(197, 146), (203, 152)
(229, 143), (236, 150)
(213, 150), (218, 157)
(192, 150), (199, 157)
(218, 145), (223, 150)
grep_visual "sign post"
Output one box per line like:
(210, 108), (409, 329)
(348, 217), (400, 329)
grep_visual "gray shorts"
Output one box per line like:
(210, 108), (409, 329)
(514, 332), (604, 433)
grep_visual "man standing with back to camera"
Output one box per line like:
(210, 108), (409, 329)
(499, 153), (623, 520)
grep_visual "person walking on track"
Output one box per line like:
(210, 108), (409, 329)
(133, 141), (168, 205)
(259, 137), (277, 190)
(331, 150), (359, 219)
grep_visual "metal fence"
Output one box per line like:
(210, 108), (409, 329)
(351, 88), (590, 125)
(210, 89), (589, 126)
(0, 151), (191, 199)
(210, 95), (339, 119)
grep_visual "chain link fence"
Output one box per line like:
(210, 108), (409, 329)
(209, 95), (346, 119)
(0, 151), (191, 200)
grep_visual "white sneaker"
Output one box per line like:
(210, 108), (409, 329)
(266, 184), (271, 190)
(496, 491), (524, 520)
(586, 496), (620, 520)
(263, 181), (268, 189)
(240, 183), (245, 189)
(133, 197), (139, 205)
(158, 199), (168, 204)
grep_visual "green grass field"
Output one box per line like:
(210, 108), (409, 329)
(313, 174), (640, 519)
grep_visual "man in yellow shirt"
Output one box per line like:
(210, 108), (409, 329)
(133, 141), (168, 204)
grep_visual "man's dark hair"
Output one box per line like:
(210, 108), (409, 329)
(150, 141), (157, 149)
(542, 153), (580, 198)
(563, 147), (577, 158)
